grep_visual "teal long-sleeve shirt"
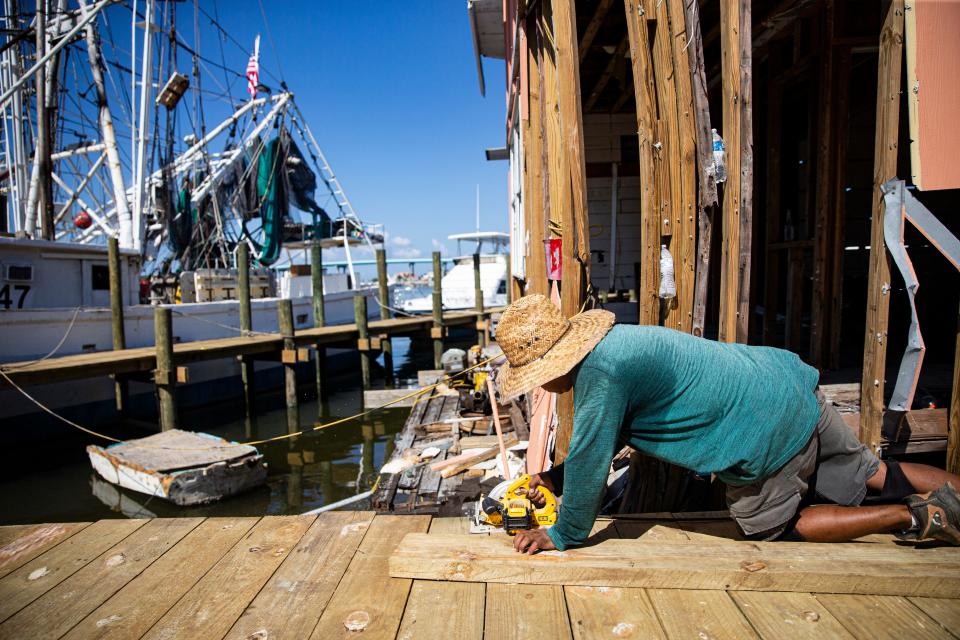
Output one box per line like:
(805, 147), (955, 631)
(545, 324), (820, 551)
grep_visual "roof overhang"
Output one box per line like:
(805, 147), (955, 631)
(468, 0), (505, 97)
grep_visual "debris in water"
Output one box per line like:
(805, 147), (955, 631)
(343, 610), (370, 632)
(27, 566), (50, 581)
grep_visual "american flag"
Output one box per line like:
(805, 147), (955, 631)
(246, 35), (260, 98)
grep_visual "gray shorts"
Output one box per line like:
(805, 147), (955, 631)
(725, 388), (881, 539)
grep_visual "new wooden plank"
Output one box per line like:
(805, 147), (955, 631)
(648, 589), (759, 640)
(63, 517), (256, 640)
(142, 516), (313, 640)
(429, 517), (473, 535)
(484, 583), (572, 640)
(860, 0), (905, 456)
(396, 580), (484, 640)
(565, 585), (665, 639)
(731, 591), (855, 639)
(0, 518), (145, 623)
(735, 0), (754, 344)
(0, 522), (90, 579)
(0, 518), (201, 639)
(224, 512), (374, 640)
(817, 594), (953, 640)
(909, 597), (960, 635)
(525, 15), (547, 297)
(310, 514), (430, 640)
(388, 533), (960, 597)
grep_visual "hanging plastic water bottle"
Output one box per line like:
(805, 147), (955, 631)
(711, 128), (727, 183)
(659, 244), (676, 299)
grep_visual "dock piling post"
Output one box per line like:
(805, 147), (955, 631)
(432, 251), (444, 369)
(311, 243), (326, 402)
(376, 248), (394, 388)
(354, 294), (372, 391)
(505, 251), (513, 304)
(238, 243), (255, 415)
(278, 299), (300, 435)
(473, 253), (486, 348)
(154, 307), (177, 431)
(108, 236), (128, 415)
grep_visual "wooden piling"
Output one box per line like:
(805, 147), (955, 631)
(355, 294), (371, 391)
(473, 253), (486, 348)
(237, 243), (255, 414)
(432, 251), (444, 369)
(278, 299), (300, 435)
(107, 236), (128, 414)
(376, 249), (394, 388)
(311, 243), (326, 401)
(154, 307), (176, 431)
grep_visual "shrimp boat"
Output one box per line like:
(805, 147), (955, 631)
(0, 2), (384, 422)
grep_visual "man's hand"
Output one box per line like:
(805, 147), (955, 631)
(513, 527), (556, 554)
(526, 473), (555, 507)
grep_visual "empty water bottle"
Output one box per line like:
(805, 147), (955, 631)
(659, 245), (676, 299)
(712, 128), (727, 183)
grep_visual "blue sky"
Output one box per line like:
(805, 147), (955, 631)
(210, 1), (509, 268)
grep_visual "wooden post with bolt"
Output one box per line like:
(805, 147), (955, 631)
(154, 307), (176, 431)
(432, 251), (444, 369)
(376, 248), (394, 388)
(355, 294), (372, 391)
(108, 236), (128, 414)
(278, 299), (300, 435)
(237, 242), (255, 415)
(311, 242), (326, 401)
(473, 253), (486, 348)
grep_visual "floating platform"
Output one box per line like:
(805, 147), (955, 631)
(87, 430), (267, 506)
(0, 513), (956, 639)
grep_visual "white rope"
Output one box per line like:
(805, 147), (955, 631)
(169, 308), (273, 336)
(2, 307), (83, 369)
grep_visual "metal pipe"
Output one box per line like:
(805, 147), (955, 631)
(132, 0), (154, 253)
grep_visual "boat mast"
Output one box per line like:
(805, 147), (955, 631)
(132, 0), (155, 253)
(2, 0), (28, 231)
(83, 13), (132, 247)
(24, 0), (48, 238)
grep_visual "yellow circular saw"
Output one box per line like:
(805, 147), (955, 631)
(474, 473), (558, 535)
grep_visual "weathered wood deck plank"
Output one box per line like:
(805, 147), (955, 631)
(908, 597), (960, 636)
(142, 516), (314, 640)
(0, 518), (201, 639)
(63, 517), (256, 640)
(816, 594), (953, 640)
(310, 514), (430, 640)
(648, 589), (760, 640)
(565, 586), (665, 639)
(0, 522), (91, 579)
(730, 591), (855, 639)
(389, 533), (960, 597)
(0, 518), (146, 623)
(484, 583), (572, 640)
(396, 580), (484, 640)
(224, 511), (375, 640)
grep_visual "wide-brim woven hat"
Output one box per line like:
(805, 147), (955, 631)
(495, 294), (615, 399)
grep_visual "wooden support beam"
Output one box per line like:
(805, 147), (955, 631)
(376, 248), (394, 388)
(541, 3), (563, 242)
(389, 533), (960, 597)
(355, 294), (371, 391)
(238, 242), (255, 414)
(310, 242), (326, 401)
(432, 251), (444, 369)
(584, 36), (628, 112)
(652, 2), (678, 327)
(578, 0), (616, 64)
(553, 0), (592, 464)
(473, 253), (486, 348)
(624, 0), (660, 326)
(951, 303), (960, 475)
(278, 299), (299, 435)
(526, 14), (547, 297)
(107, 236), (128, 414)
(154, 307), (176, 431)
(860, 0), (904, 455)
(736, 0), (754, 344)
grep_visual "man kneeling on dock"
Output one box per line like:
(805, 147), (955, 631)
(494, 294), (960, 553)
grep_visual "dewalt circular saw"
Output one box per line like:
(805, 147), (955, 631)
(472, 474), (558, 535)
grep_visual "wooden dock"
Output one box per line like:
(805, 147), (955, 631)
(0, 513), (957, 639)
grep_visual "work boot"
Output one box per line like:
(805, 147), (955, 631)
(899, 482), (960, 545)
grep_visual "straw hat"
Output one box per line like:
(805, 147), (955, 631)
(495, 294), (615, 399)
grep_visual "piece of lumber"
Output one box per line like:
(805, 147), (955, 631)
(0, 518), (146, 623)
(908, 597), (960, 635)
(0, 522), (90, 580)
(63, 517), (256, 640)
(310, 514), (430, 639)
(487, 377), (511, 481)
(525, 15), (548, 298)
(363, 388), (420, 409)
(485, 583), (572, 640)
(223, 512), (373, 640)
(730, 591), (855, 639)
(388, 533), (960, 597)
(816, 594), (953, 640)
(458, 435), (502, 449)
(142, 516), (313, 640)
(565, 585), (665, 639)
(433, 436), (519, 478)
(860, 0), (905, 456)
(648, 589), (759, 640)
(428, 517), (473, 535)
(0, 518), (200, 639)
(396, 580), (484, 640)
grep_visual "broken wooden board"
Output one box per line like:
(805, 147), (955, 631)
(388, 533), (960, 597)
